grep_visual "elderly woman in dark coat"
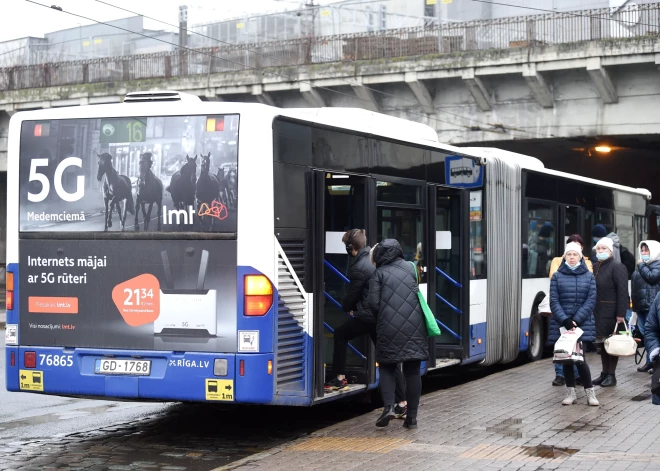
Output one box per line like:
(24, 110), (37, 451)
(368, 239), (429, 429)
(592, 237), (630, 387)
(550, 242), (598, 406)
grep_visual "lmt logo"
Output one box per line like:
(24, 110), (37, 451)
(162, 205), (195, 225)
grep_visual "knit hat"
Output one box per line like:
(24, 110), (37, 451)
(564, 242), (583, 258)
(539, 224), (553, 238)
(592, 224), (608, 238)
(593, 236), (613, 254)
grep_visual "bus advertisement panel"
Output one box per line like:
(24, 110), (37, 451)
(16, 115), (240, 353)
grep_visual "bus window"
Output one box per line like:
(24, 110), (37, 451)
(469, 190), (485, 279)
(615, 212), (635, 256)
(525, 201), (556, 278)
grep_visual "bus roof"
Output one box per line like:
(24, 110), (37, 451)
(462, 147), (652, 200)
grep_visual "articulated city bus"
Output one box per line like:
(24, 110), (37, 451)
(4, 91), (651, 405)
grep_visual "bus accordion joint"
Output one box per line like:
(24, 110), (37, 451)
(244, 275), (273, 316)
(6, 271), (14, 311)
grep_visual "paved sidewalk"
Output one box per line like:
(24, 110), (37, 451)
(220, 354), (660, 471)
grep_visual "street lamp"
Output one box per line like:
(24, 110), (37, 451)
(594, 146), (611, 153)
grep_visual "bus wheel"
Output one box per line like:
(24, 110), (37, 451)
(527, 315), (544, 361)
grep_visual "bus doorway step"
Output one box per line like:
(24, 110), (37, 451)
(427, 358), (461, 372)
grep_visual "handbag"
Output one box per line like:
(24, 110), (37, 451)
(553, 327), (584, 364)
(604, 319), (637, 357)
(409, 262), (441, 337)
(537, 294), (551, 318)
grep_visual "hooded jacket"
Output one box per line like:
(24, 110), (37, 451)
(341, 246), (376, 323)
(367, 239), (429, 364)
(549, 259), (597, 343)
(644, 293), (660, 360)
(631, 240), (660, 313)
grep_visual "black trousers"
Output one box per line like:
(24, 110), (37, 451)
(563, 355), (593, 389)
(333, 318), (405, 402)
(380, 361), (422, 419)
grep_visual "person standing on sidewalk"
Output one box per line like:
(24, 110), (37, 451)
(548, 234), (592, 387)
(631, 240), (660, 374)
(642, 292), (660, 405)
(550, 242), (599, 406)
(368, 239), (429, 429)
(325, 231), (407, 418)
(592, 237), (630, 387)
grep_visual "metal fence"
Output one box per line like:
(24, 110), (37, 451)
(1, 4), (659, 91)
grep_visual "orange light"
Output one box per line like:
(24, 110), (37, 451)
(239, 359), (245, 376)
(245, 295), (272, 316)
(477, 338), (482, 344)
(206, 118), (216, 132)
(6, 272), (14, 291)
(525, 331), (529, 337)
(267, 360), (273, 375)
(245, 275), (273, 296)
(594, 146), (611, 153)
(6, 290), (13, 311)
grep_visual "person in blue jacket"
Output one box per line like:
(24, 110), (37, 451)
(643, 292), (660, 405)
(550, 242), (599, 406)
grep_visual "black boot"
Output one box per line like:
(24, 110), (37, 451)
(403, 417), (417, 429)
(592, 373), (606, 386)
(638, 363), (653, 373)
(601, 374), (617, 387)
(552, 376), (566, 386)
(376, 406), (396, 427)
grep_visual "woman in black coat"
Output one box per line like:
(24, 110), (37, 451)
(368, 239), (429, 429)
(592, 237), (630, 387)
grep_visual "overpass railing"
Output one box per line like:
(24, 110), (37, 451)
(1, 4), (659, 91)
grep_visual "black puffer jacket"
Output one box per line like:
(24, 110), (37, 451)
(367, 239), (429, 364)
(341, 246), (376, 323)
(593, 257), (630, 338)
(631, 240), (660, 314)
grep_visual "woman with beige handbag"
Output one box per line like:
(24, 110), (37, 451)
(592, 237), (630, 387)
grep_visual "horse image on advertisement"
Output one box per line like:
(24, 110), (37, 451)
(166, 154), (197, 212)
(196, 152), (222, 231)
(96, 152), (135, 232)
(134, 152), (164, 231)
(217, 165), (237, 210)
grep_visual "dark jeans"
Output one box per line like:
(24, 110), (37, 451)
(563, 357), (593, 389)
(333, 317), (405, 402)
(380, 361), (422, 419)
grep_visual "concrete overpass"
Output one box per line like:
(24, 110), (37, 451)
(3, 4), (660, 167)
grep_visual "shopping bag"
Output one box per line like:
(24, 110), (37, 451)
(553, 327), (584, 364)
(537, 294), (551, 318)
(604, 319), (637, 357)
(409, 262), (441, 337)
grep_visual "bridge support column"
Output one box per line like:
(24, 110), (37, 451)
(300, 82), (326, 107)
(587, 57), (618, 104)
(522, 63), (553, 108)
(405, 72), (435, 114)
(351, 79), (379, 112)
(252, 84), (276, 107)
(462, 68), (491, 112)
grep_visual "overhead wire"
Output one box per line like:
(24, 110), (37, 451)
(24, 0), (536, 137)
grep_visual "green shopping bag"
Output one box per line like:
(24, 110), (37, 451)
(409, 262), (441, 337)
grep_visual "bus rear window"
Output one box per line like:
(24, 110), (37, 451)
(18, 115), (239, 234)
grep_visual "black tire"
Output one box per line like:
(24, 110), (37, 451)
(527, 314), (545, 361)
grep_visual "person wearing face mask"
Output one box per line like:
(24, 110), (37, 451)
(547, 235), (593, 387)
(631, 240), (660, 373)
(550, 242), (599, 406)
(592, 237), (630, 387)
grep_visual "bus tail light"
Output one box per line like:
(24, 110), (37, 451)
(267, 360), (273, 375)
(239, 360), (245, 376)
(10, 351), (15, 367)
(6, 272), (14, 311)
(244, 275), (272, 316)
(24, 351), (36, 368)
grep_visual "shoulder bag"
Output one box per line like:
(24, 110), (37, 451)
(409, 262), (441, 337)
(604, 319), (637, 357)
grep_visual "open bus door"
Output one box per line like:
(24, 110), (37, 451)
(311, 171), (376, 401)
(427, 185), (470, 369)
(647, 204), (660, 242)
